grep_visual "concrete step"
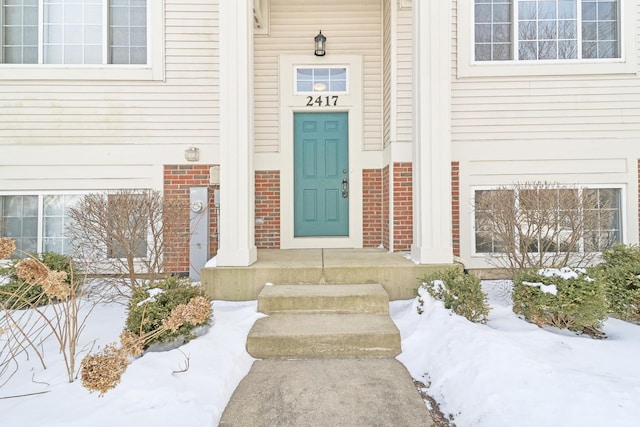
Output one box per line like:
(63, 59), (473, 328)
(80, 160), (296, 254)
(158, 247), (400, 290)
(246, 313), (401, 359)
(257, 283), (389, 315)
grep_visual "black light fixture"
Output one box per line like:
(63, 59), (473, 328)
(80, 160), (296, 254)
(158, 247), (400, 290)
(314, 30), (326, 56)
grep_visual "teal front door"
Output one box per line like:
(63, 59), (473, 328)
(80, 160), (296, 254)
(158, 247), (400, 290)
(294, 112), (349, 237)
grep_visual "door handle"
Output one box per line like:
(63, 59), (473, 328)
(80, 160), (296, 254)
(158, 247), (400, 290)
(342, 178), (349, 198)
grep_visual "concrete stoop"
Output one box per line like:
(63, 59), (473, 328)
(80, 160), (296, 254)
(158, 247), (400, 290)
(246, 283), (401, 359)
(258, 283), (390, 314)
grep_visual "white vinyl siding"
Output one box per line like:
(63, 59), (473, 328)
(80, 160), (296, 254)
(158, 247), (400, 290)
(453, 0), (640, 269)
(382, 0), (392, 148)
(451, 78), (640, 143)
(0, 0), (219, 191)
(453, 0), (640, 143)
(253, 0), (383, 152)
(395, 6), (413, 144)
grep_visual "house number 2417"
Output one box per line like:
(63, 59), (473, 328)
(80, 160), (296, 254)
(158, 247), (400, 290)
(306, 95), (339, 107)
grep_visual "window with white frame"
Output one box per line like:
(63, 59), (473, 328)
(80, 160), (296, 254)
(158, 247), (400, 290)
(583, 187), (622, 251)
(0, 192), (151, 259)
(474, 187), (622, 254)
(474, 0), (620, 61)
(295, 67), (347, 93)
(0, 0), (147, 65)
(0, 194), (80, 257)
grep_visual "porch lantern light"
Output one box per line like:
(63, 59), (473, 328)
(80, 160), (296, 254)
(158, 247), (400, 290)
(314, 30), (326, 56)
(184, 146), (200, 162)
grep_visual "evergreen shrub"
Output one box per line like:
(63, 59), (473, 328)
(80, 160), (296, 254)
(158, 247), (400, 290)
(0, 252), (74, 307)
(125, 276), (212, 350)
(420, 268), (490, 323)
(513, 268), (607, 338)
(589, 244), (640, 323)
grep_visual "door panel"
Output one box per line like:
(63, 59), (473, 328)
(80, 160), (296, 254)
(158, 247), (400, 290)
(294, 112), (349, 237)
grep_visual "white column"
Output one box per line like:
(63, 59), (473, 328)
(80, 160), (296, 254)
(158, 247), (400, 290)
(216, 0), (257, 267)
(410, 0), (454, 264)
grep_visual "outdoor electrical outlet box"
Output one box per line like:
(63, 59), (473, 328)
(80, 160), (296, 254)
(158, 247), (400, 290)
(209, 166), (220, 185)
(214, 189), (220, 208)
(189, 187), (209, 281)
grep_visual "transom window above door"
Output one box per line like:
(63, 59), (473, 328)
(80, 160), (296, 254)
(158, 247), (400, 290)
(0, 0), (147, 65)
(295, 67), (347, 93)
(474, 0), (620, 61)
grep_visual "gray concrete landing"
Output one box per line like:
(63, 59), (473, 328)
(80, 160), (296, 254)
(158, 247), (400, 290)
(202, 248), (458, 301)
(219, 358), (433, 427)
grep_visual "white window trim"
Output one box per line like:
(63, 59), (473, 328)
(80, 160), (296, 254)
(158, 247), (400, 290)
(457, 0), (637, 78)
(0, 190), (88, 255)
(469, 184), (626, 258)
(0, 1), (164, 81)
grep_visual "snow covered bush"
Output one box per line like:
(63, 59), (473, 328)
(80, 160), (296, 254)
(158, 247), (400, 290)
(1, 241), (95, 385)
(589, 244), (640, 323)
(513, 268), (607, 338)
(125, 277), (212, 350)
(0, 251), (75, 307)
(420, 268), (490, 323)
(82, 280), (212, 395)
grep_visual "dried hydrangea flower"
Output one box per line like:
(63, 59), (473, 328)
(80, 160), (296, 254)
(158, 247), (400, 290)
(120, 332), (144, 358)
(184, 296), (212, 325)
(0, 237), (16, 259)
(42, 270), (70, 299)
(161, 295), (211, 333)
(15, 258), (49, 284)
(162, 304), (188, 332)
(80, 343), (130, 396)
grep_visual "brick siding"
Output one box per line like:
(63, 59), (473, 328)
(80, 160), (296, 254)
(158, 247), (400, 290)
(383, 165), (390, 249)
(393, 162), (413, 250)
(255, 170), (281, 249)
(452, 161), (460, 257)
(363, 169), (383, 247)
(163, 165), (218, 274)
(162, 160), (463, 268)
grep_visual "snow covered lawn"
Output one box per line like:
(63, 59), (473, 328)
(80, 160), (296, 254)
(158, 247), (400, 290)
(1, 281), (639, 427)
(392, 281), (640, 427)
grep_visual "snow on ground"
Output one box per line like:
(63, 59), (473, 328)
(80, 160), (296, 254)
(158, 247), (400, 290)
(0, 300), (262, 427)
(1, 281), (639, 427)
(391, 280), (640, 427)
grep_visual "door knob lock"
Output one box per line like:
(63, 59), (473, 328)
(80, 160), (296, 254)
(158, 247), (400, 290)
(342, 178), (349, 198)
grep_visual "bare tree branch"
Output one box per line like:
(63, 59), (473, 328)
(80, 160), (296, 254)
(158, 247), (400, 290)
(474, 182), (609, 275)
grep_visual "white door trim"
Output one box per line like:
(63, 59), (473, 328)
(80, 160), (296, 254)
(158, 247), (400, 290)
(279, 54), (364, 249)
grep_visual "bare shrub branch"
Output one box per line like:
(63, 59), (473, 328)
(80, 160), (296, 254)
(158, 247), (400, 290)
(67, 189), (180, 299)
(172, 349), (190, 374)
(1, 248), (100, 387)
(474, 182), (607, 274)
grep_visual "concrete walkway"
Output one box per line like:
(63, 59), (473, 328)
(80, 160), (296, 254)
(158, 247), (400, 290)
(218, 281), (435, 426)
(219, 357), (434, 427)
